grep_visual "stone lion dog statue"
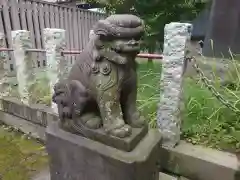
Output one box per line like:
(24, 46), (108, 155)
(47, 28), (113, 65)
(52, 14), (147, 138)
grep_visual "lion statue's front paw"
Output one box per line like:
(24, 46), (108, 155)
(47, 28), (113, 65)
(80, 113), (102, 129)
(127, 112), (146, 128)
(107, 124), (132, 138)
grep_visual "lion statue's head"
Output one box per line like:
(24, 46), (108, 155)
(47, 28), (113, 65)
(87, 14), (145, 65)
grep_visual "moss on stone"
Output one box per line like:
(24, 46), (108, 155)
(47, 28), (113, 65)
(0, 126), (48, 180)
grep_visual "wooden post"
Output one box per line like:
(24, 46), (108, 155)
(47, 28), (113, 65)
(43, 28), (66, 112)
(157, 22), (192, 148)
(11, 30), (35, 105)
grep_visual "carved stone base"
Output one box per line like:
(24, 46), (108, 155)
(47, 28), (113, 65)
(46, 122), (161, 180)
(63, 118), (148, 152)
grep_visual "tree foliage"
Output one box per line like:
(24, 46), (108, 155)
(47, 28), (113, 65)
(87, 0), (210, 52)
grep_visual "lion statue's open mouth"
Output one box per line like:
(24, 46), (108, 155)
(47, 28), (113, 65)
(110, 40), (141, 53)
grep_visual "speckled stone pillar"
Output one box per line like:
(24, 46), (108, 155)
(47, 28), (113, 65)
(0, 33), (11, 110)
(0, 33), (10, 99)
(12, 30), (35, 105)
(43, 28), (66, 112)
(157, 22), (192, 148)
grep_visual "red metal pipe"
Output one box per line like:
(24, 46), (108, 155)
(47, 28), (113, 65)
(137, 53), (163, 59)
(62, 50), (82, 54)
(26, 49), (46, 53)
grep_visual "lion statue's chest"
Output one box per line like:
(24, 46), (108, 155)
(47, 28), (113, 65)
(89, 60), (130, 91)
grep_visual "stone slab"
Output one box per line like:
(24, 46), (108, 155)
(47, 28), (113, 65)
(178, 176), (191, 180)
(160, 141), (240, 180)
(32, 171), (181, 180)
(70, 122), (148, 152)
(0, 109), (46, 141)
(32, 168), (50, 180)
(1, 96), (58, 127)
(46, 121), (161, 180)
(159, 172), (178, 180)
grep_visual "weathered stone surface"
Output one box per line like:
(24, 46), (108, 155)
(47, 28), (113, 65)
(63, 120), (148, 152)
(178, 176), (191, 180)
(159, 141), (239, 180)
(0, 33), (11, 101)
(1, 96), (53, 127)
(11, 30), (35, 104)
(157, 22), (192, 148)
(46, 121), (161, 180)
(0, 109), (46, 141)
(52, 15), (147, 141)
(203, 0), (240, 58)
(32, 171), (182, 180)
(32, 168), (50, 180)
(159, 172), (178, 180)
(43, 28), (66, 112)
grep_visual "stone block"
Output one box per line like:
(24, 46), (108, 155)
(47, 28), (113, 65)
(0, 110), (46, 141)
(70, 123), (148, 152)
(159, 172), (178, 180)
(46, 122), (161, 180)
(160, 141), (239, 180)
(1, 96), (51, 127)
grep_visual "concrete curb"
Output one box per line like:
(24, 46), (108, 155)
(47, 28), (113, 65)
(0, 109), (46, 141)
(160, 141), (240, 180)
(0, 97), (239, 180)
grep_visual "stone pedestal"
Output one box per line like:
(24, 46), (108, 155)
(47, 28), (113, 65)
(46, 122), (161, 180)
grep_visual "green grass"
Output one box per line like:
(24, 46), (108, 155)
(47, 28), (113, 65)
(0, 125), (48, 180)
(137, 61), (240, 152)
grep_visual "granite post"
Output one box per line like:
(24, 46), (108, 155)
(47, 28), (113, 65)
(0, 33), (10, 98)
(157, 22), (192, 148)
(43, 28), (67, 112)
(0, 33), (11, 110)
(11, 30), (35, 105)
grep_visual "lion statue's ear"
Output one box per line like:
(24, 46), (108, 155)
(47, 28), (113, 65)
(90, 34), (103, 62)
